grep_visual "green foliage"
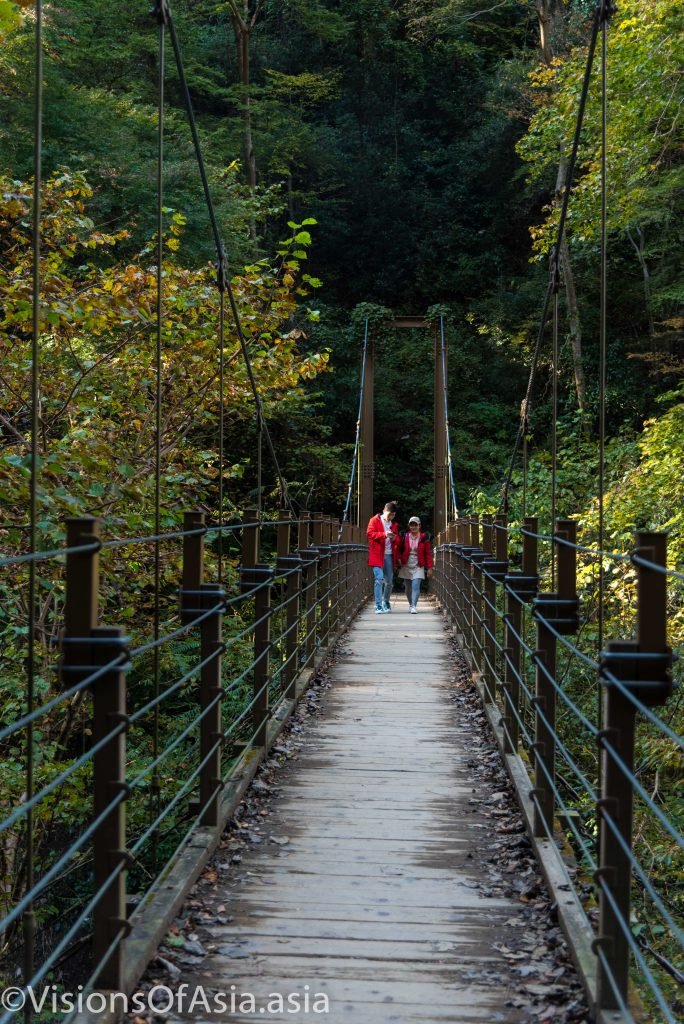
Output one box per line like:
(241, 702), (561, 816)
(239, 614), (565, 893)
(0, 169), (330, 972)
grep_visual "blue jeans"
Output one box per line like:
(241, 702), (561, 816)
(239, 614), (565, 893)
(373, 555), (394, 607)
(404, 578), (421, 607)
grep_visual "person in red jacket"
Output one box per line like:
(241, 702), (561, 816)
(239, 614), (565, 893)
(367, 501), (401, 613)
(398, 516), (433, 613)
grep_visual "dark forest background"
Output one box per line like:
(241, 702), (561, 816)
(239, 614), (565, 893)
(1, 0), (680, 533)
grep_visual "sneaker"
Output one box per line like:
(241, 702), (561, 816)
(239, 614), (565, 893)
(375, 605), (384, 614)
(410, 606), (417, 614)
(382, 603), (391, 613)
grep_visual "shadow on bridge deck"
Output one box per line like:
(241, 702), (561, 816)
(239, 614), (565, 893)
(152, 602), (584, 1023)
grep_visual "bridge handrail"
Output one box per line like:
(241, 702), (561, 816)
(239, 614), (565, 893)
(433, 516), (683, 1023)
(0, 509), (369, 1018)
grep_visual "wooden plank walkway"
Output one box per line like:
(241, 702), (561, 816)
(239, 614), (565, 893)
(166, 602), (533, 1023)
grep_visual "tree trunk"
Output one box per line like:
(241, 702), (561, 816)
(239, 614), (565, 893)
(230, 3), (258, 239)
(239, 30), (257, 191)
(627, 226), (655, 342)
(555, 152), (587, 414)
(535, 0), (555, 64)
(560, 235), (587, 414)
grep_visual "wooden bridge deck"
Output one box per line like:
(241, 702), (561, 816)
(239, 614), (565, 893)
(166, 602), (534, 1023)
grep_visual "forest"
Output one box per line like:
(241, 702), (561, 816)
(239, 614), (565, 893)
(0, 0), (682, 1017)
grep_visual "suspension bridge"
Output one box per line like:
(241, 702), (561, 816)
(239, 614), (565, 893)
(0, 1), (682, 1023)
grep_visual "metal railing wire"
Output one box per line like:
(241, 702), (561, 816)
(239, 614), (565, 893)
(433, 516), (683, 1023)
(1, 0), (373, 1010)
(0, 508), (369, 1015)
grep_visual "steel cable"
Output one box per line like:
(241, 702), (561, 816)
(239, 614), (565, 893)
(439, 315), (459, 518)
(152, 0), (166, 877)
(340, 319), (368, 533)
(24, 0), (43, 995)
(163, 3), (294, 514)
(500, 1), (603, 512)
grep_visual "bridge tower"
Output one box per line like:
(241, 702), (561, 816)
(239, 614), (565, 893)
(357, 317), (449, 535)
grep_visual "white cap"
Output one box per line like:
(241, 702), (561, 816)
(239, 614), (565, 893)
(408, 516), (421, 525)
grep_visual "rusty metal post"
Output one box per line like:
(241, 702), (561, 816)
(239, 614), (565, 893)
(349, 526), (357, 618)
(277, 508), (291, 561)
(182, 511), (205, 597)
(532, 612), (557, 837)
(349, 524), (358, 623)
(483, 569), (497, 702)
(482, 519), (508, 706)
(63, 519), (128, 991)
(495, 515), (509, 690)
(338, 523), (348, 627)
(434, 324), (448, 538)
(454, 519), (467, 636)
(441, 527), (451, 618)
(503, 517), (538, 756)
(240, 507), (260, 593)
(297, 511), (310, 551)
(556, 520), (578, 613)
(359, 333), (374, 528)
(531, 519), (578, 839)
(445, 529), (453, 618)
(91, 625), (128, 991)
(329, 518), (340, 639)
(252, 564), (273, 747)
(467, 516), (479, 653)
(503, 586), (522, 754)
(596, 532), (672, 1011)
(298, 546), (319, 667)
(64, 517), (101, 674)
(276, 551), (301, 701)
(311, 514), (327, 647)
(181, 513), (223, 826)
(522, 516), (538, 579)
(481, 514), (493, 555)
(198, 584), (223, 825)
(495, 515), (508, 563)
(324, 516), (335, 644)
(469, 515), (479, 549)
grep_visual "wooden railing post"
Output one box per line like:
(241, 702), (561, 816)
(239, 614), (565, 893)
(455, 519), (468, 637)
(253, 564), (273, 747)
(481, 516), (508, 706)
(330, 517), (341, 639)
(63, 518), (128, 992)
(596, 531), (672, 1011)
(340, 522), (351, 627)
(481, 513), (493, 555)
(531, 607), (557, 837)
(90, 625), (129, 991)
(240, 506), (260, 594)
(495, 514), (508, 563)
(180, 511), (224, 828)
(276, 514), (301, 701)
(531, 519), (578, 839)
(198, 582), (223, 826)
(503, 585), (522, 754)
(311, 513), (329, 648)
(502, 516), (538, 756)
(482, 568), (498, 702)
(298, 542), (319, 668)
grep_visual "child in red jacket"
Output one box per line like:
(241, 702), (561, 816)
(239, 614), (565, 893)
(367, 501), (401, 613)
(398, 516), (433, 613)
